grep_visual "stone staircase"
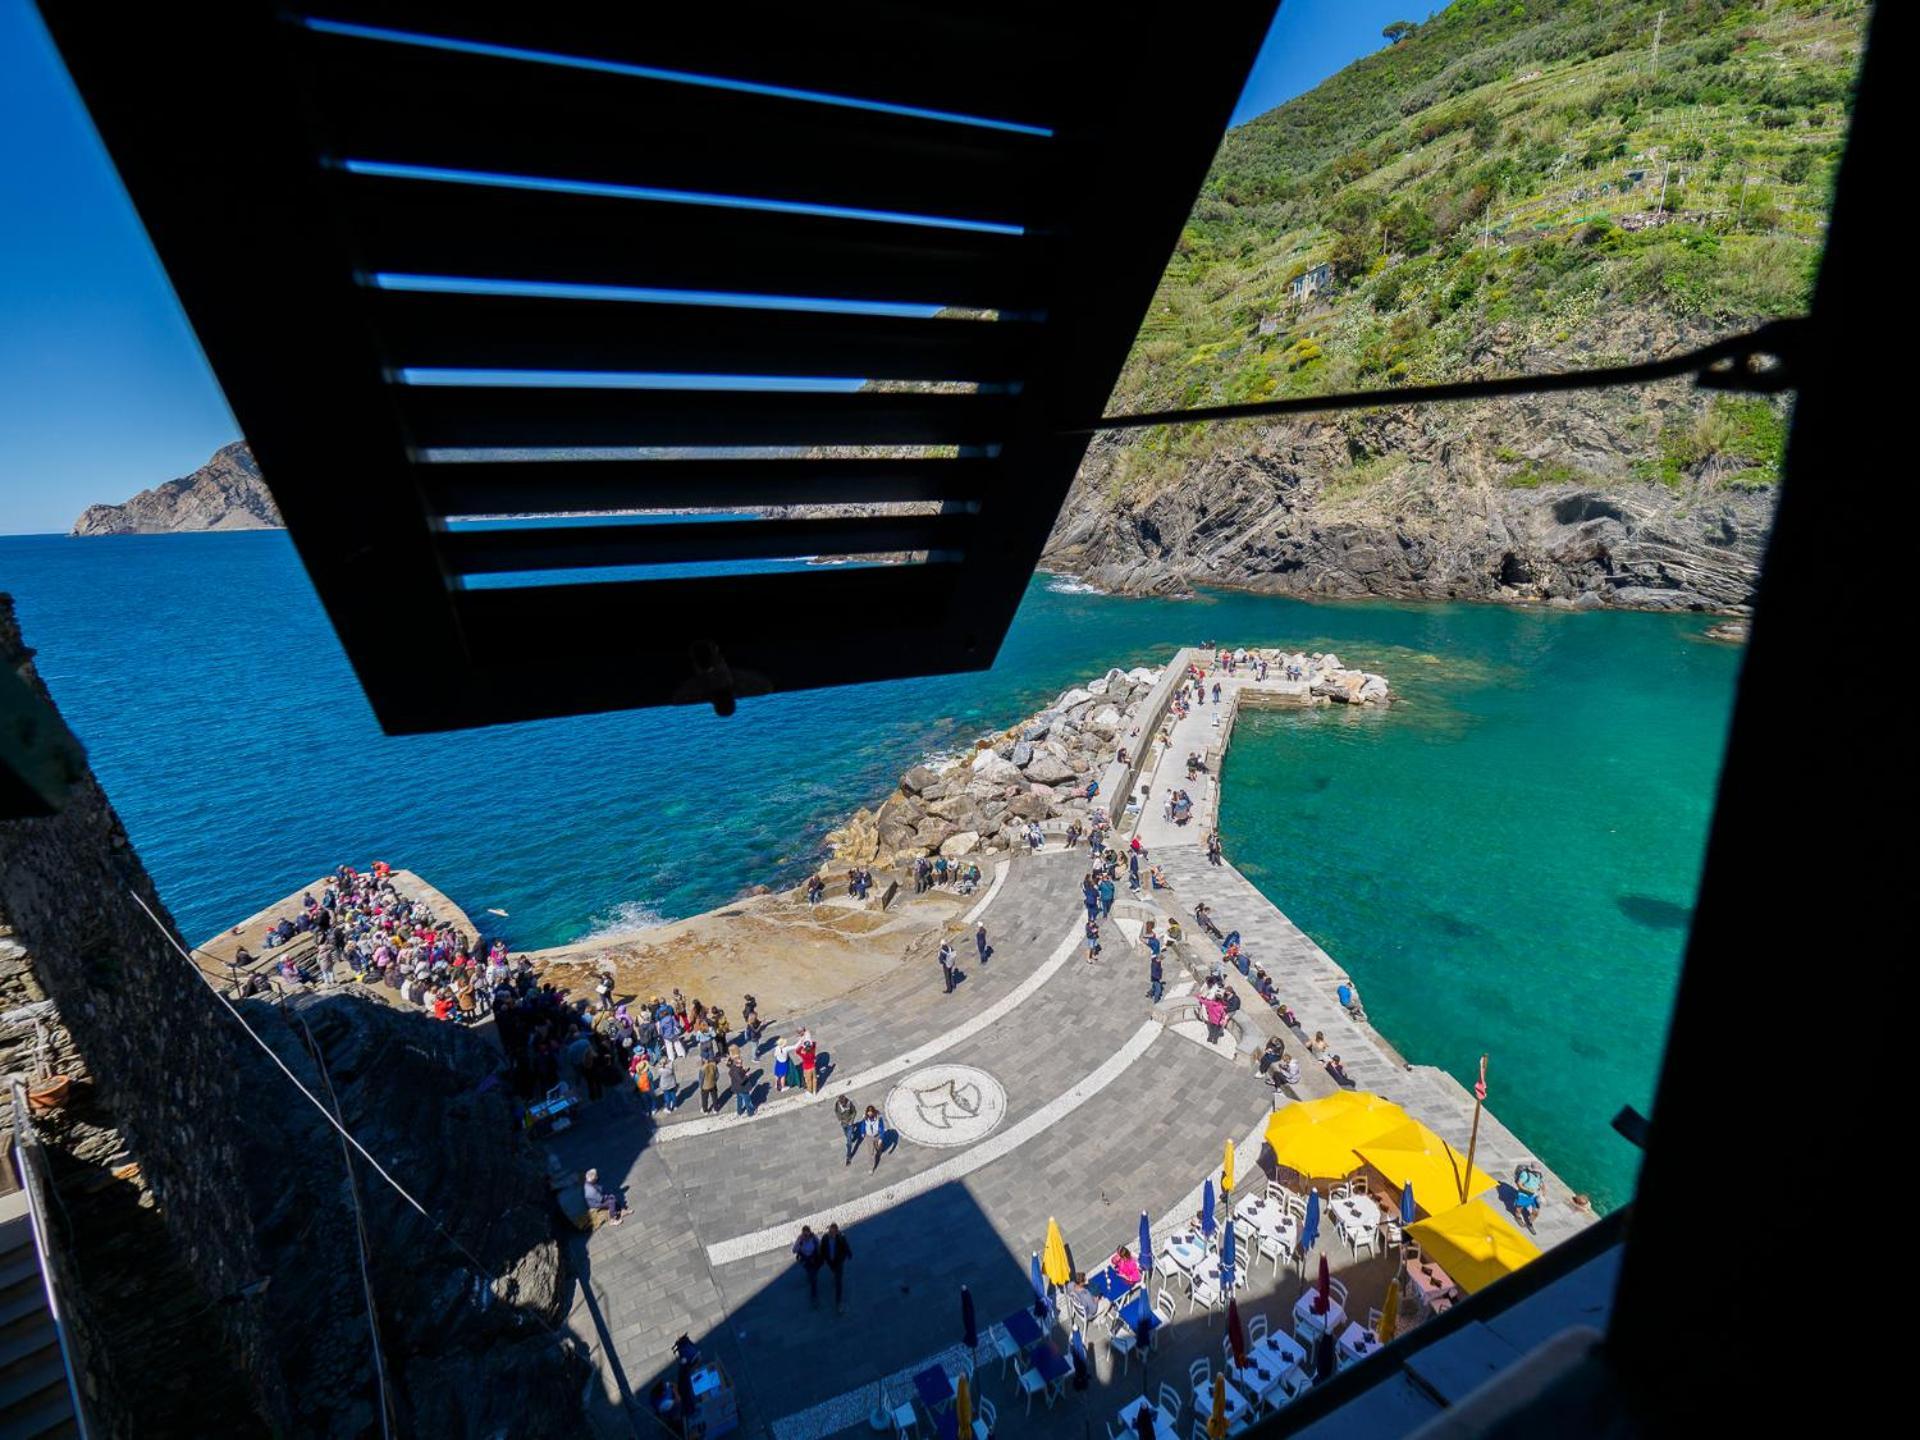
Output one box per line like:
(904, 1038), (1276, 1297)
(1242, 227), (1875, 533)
(0, 1189), (78, 1438)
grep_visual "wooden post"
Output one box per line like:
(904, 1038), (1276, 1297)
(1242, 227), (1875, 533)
(1461, 1054), (1488, 1205)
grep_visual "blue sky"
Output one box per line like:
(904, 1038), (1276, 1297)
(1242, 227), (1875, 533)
(0, 0), (1423, 534)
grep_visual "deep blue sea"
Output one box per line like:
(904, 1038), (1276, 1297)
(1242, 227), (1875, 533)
(0, 530), (1741, 1205)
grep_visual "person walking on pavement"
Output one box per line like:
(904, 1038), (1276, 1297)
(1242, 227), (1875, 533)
(975, 921), (991, 966)
(1147, 951), (1164, 1004)
(1098, 876), (1116, 917)
(835, 1093), (860, 1165)
(698, 1053), (720, 1114)
(863, 1104), (886, 1172)
(823, 1222), (854, 1314)
(792, 1225), (825, 1305)
(938, 941), (957, 994)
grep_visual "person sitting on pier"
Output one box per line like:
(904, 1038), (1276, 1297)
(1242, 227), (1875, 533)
(1149, 864), (1170, 890)
(1108, 1245), (1143, 1288)
(1166, 917), (1184, 947)
(1337, 981), (1367, 1021)
(1307, 1030), (1329, 1059)
(1257, 1036), (1285, 1080)
(583, 1168), (627, 1227)
(1325, 1054), (1352, 1087)
(1275, 1000), (1299, 1029)
(1193, 902), (1223, 939)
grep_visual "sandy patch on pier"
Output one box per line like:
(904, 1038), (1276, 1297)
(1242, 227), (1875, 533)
(524, 885), (969, 1019)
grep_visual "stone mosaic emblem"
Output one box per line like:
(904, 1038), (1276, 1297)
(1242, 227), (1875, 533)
(884, 1064), (1007, 1148)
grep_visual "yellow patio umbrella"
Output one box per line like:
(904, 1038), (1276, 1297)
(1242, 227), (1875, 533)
(1316, 1090), (1413, 1133)
(1408, 1200), (1542, 1294)
(956, 1374), (972, 1440)
(1222, 1137), (1236, 1194)
(1041, 1217), (1071, 1287)
(1264, 1093), (1410, 1181)
(1355, 1121), (1498, 1210)
(1207, 1373), (1228, 1439)
(1376, 1280), (1400, 1344)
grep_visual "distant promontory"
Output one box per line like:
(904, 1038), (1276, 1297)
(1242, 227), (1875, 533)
(70, 441), (281, 536)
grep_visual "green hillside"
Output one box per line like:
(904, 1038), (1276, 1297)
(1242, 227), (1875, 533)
(1106, 0), (1864, 493)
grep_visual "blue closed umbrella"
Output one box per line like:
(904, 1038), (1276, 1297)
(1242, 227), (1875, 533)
(961, 1285), (977, 1349)
(1201, 1179), (1217, 1238)
(1220, 1218), (1237, 1291)
(1069, 1329), (1090, 1391)
(1301, 1190), (1321, 1253)
(1400, 1182), (1416, 1228)
(1030, 1252), (1048, 1316)
(1138, 1212), (1154, 1276)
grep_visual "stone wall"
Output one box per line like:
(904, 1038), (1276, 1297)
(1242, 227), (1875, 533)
(2, 594), (584, 1436)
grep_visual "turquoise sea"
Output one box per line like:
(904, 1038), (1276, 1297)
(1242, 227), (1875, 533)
(0, 530), (1739, 1207)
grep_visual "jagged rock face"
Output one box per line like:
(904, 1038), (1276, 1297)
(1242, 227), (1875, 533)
(1043, 348), (1779, 614)
(71, 440), (281, 535)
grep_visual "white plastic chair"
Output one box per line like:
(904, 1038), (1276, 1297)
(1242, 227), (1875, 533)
(1247, 1311), (1269, 1347)
(1259, 1231), (1291, 1280)
(1330, 1276), (1350, 1309)
(988, 1324), (1022, 1380)
(1155, 1382), (1182, 1430)
(1151, 1289), (1178, 1349)
(1017, 1360), (1060, 1416)
(1187, 1273), (1223, 1321)
(1107, 1318), (1139, 1376)
(884, 1382), (919, 1440)
(1328, 1181), (1350, 1202)
(972, 1399), (995, 1440)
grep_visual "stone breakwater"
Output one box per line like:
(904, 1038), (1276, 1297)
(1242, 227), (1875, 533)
(826, 648), (1390, 869)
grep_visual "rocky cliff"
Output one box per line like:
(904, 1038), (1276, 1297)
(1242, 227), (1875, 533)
(1043, 327), (1782, 612)
(70, 440), (280, 535)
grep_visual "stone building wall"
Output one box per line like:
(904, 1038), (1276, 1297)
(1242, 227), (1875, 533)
(2, 592), (584, 1437)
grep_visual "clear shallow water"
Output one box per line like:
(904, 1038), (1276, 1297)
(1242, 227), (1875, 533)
(0, 532), (1738, 1206)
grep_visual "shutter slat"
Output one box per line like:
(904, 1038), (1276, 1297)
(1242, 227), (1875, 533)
(420, 457), (992, 516)
(371, 289), (1029, 382)
(442, 513), (969, 574)
(396, 385), (1011, 449)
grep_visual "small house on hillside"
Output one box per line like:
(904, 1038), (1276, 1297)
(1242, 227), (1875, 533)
(1287, 262), (1332, 303)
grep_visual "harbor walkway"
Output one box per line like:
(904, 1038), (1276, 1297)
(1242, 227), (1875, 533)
(545, 646), (1594, 1439)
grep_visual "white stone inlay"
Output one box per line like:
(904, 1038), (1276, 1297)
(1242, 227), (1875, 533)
(883, 1063), (1007, 1148)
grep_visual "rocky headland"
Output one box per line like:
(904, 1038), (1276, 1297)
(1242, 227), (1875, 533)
(70, 440), (280, 535)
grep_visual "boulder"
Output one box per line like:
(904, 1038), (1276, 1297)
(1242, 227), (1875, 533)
(1103, 667), (1129, 693)
(940, 830), (982, 857)
(1010, 740), (1034, 768)
(1027, 782), (1056, 800)
(914, 818), (957, 849)
(901, 764), (941, 795)
(1006, 791), (1052, 821)
(1088, 704), (1123, 736)
(1022, 715), (1058, 741)
(973, 755), (1022, 786)
(1126, 667), (1157, 686)
(918, 781), (949, 803)
(1025, 753), (1077, 786)
(1087, 677), (1109, 696)
(1055, 686), (1094, 711)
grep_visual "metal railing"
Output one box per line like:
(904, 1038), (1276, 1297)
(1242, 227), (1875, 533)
(8, 1078), (92, 1440)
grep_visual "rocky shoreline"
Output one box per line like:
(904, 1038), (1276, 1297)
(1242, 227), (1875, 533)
(827, 648), (1389, 870)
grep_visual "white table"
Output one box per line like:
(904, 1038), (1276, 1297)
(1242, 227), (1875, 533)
(1229, 1334), (1308, 1408)
(1116, 1395), (1178, 1440)
(1292, 1291), (1346, 1340)
(1337, 1320), (1385, 1368)
(1236, 1199), (1299, 1253)
(1165, 1230), (1211, 1276)
(1192, 1377), (1253, 1431)
(1328, 1195), (1380, 1240)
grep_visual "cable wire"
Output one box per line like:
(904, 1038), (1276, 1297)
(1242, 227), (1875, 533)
(1069, 318), (1803, 435)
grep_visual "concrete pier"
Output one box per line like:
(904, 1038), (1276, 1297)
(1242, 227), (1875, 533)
(193, 868), (479, 998)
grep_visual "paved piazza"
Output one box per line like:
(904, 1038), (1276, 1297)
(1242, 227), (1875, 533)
(545, 653), (1588, 1440)
(884, 1064), (1008, 1148)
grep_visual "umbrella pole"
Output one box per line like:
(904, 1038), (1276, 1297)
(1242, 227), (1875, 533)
(1461, 1054), (1488, 1206)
